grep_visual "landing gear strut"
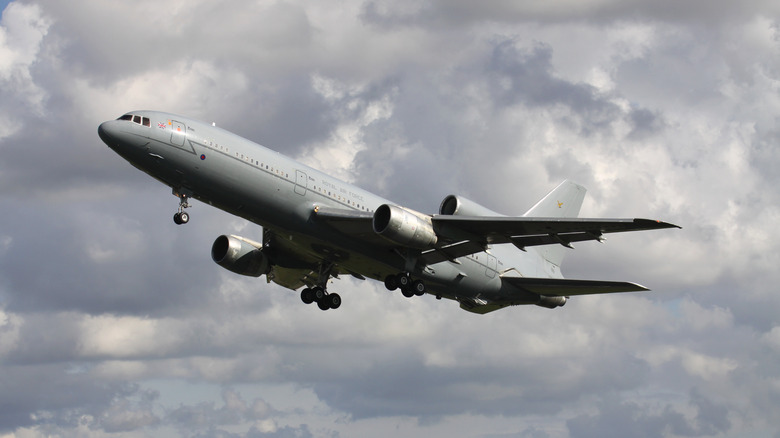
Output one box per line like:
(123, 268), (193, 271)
(384, 273), (426, 298)
(173, 191), (191, 225)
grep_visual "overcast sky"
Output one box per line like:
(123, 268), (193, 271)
(1, 0), (779, 437)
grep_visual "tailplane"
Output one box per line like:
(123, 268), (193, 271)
(523, 180), (586, 269)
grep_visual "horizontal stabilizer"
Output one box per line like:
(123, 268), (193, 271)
(503, 277), (649, 296)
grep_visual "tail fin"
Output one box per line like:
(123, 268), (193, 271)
(523, 180), (586, 218)
(523, 180), (586, 270)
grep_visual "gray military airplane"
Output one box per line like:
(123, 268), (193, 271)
(98, 111), (679, 313)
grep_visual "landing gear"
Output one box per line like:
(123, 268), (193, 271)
(173, 190), (191, 225)
(300, 286), (341, 310)
(384, 273), (427, 298)
(173, 211), (189, 225)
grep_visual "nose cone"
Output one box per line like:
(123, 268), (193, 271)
(98, 120), (117, 146)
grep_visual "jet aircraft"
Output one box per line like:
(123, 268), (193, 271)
(98, 111), (679, 314)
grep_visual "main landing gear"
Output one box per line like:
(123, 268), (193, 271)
(384, 272), (426, 298)
(173, 192), (191, 225)
(299, 263), (341, 311)
(300, 286), (341, 311)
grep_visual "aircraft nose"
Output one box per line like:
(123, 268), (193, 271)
(98, 120), (117, 146)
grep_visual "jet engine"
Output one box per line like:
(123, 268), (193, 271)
(439, 195), (503, 216)
(535, 295), (568, 309)
(373, 204), (438, 249)
(211, 235), (270, 277)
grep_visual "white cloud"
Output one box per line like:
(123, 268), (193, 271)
(0, 2), (49, 139)
(1, 0), (780, 437)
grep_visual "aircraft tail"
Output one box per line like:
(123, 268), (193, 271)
(523, 180), (586, 218)
(523, 180), (586, 270)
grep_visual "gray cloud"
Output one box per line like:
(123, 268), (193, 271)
(1, 0), (780, 437)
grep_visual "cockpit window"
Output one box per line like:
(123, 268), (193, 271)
(118, 114), (152, 127)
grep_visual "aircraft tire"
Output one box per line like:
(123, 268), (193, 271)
(384, 275), (399, 291)
(312, 287), (326, 302)
(317, 299), (331, 311)
(398, 273), (411, 288)
(173, 213), (182, 224)
(412, 280), (426, 296)
(401, 287), (414, 298)
(179, 212), (189, 224)
(301, 288), (314, 304)
(328, 293), (341, 309)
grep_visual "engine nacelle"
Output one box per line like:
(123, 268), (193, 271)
(211, 235), (270, 277)
(373, 204), (438, 249)
(439, 195), (503, 216)
(535, 295), (568, 309)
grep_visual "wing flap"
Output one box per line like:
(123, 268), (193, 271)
(503, 277), (649, 296)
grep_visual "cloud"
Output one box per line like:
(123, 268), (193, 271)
(1, 0), (780, 437)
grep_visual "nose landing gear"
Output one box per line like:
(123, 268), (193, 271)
(173, 191), (191, 225)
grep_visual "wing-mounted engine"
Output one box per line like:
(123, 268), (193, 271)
(211, 235), (271, 277)
(535, 295), (568, 309)
(439, 195), (503, 216)
(373, 204), (438, 249)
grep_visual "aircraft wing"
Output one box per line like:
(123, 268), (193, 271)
(431, 216), (680, 248)
(311, 205), (392, 247)
(502, 277), (649, 296)
(312, 205), (680, 263)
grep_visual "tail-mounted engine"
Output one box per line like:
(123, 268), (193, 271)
(439, 195), (503, 216)
(373, 204), (438, 249)
(211, 235), (270, 277)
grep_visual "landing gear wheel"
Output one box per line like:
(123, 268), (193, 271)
(312, 286), (326, 302)
(173, 213), (182, 224)
(401, 287), (415, 298)
(398, 273), (411, 288)
(301, 288), (314, 304)
(384, 275), (399, 291)
(178, 211), (189, 224)
(412, 280), (426, 296)
(328, 293), (341, 309)
(317, 299), (331, 311)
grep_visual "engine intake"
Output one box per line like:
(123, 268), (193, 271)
(373, 204), (438, 249)
(439, 195), (503, 216)
(211, 235), (270, 277)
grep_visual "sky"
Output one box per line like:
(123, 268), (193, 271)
(0, 0), (779, 437)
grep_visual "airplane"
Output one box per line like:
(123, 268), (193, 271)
(98, 111), (679, 314)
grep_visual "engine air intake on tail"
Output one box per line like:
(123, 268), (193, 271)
(439, 195), (503, 216)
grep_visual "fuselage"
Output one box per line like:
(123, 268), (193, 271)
(98, 110), (551, 310)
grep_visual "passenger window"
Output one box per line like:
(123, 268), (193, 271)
(142, 117), (151, 127)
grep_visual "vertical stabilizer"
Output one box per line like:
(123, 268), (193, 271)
(523, 180), (586, 270)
